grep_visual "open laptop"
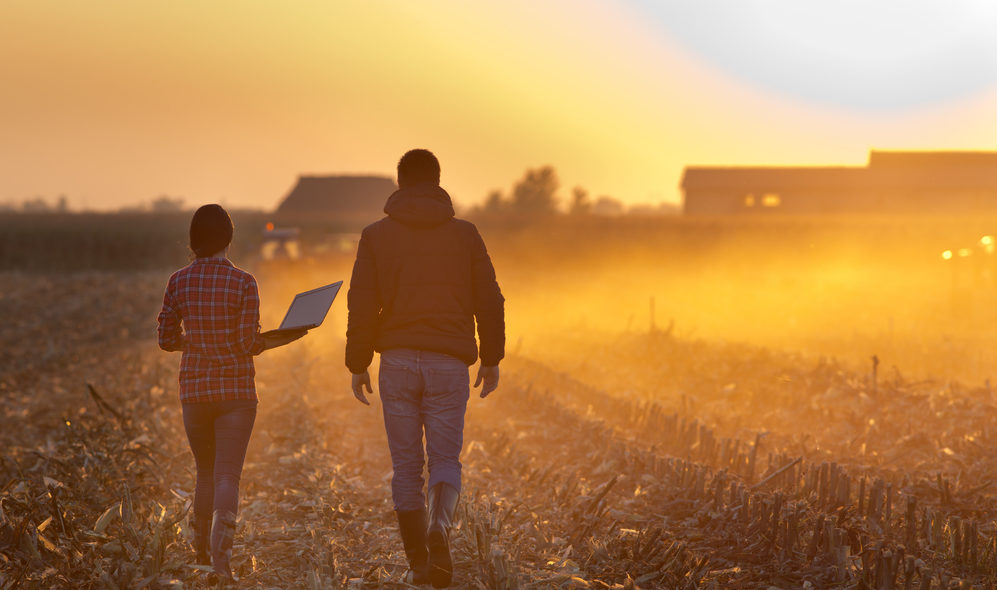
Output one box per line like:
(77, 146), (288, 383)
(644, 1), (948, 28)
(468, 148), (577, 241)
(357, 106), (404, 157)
(261, 281), (342, 336)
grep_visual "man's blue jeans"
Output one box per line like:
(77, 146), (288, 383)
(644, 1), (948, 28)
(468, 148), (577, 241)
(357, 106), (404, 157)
(379, 349), (470, 512)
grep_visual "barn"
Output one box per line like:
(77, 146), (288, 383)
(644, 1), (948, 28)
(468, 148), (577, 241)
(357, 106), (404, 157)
(681, 151), (997, 215)
(273, 175), (397, 226)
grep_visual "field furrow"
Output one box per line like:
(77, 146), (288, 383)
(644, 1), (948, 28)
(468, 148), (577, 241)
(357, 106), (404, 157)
(5, 272), (997, 589)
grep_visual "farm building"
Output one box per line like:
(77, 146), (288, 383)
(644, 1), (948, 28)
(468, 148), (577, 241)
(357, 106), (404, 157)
(681, 151), (997, 215)
(273, 175), (397, 225)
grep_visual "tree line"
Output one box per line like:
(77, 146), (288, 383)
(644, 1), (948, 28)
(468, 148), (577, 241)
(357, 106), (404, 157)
(469, 165), (676, 220)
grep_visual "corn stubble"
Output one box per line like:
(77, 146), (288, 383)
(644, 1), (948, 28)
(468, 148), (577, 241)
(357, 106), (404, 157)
(4, 274), (997, 589)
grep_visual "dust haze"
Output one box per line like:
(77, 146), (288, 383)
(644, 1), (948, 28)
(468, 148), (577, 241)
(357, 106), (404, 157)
(5, 207), (997, 587)
(473, 215), (997, 384)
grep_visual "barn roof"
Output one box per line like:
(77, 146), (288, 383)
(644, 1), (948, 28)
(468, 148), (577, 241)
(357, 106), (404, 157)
(869, 150), (997, 169)
(682, 151), (997, 192)
(274, 175), (397, 217)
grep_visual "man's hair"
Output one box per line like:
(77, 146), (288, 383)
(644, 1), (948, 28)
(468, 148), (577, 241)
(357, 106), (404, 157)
(189, 204), (234, 258)
(397, 149), (441, 188)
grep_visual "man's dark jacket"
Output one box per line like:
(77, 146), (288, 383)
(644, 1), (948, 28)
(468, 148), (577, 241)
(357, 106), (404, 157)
(345, 184), (505, 374)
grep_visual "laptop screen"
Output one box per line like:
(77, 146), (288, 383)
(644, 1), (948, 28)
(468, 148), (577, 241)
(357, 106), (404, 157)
(278, 281), (342, 330)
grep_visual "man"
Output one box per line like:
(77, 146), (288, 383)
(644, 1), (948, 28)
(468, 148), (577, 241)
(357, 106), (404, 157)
(345, 149), (505, 588)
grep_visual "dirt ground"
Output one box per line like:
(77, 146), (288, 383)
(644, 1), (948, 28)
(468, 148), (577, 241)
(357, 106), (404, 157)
(2, 269), (997, 589)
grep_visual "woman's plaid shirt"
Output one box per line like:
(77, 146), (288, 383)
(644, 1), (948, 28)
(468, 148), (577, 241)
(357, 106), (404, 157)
(157, 257), (266, 403)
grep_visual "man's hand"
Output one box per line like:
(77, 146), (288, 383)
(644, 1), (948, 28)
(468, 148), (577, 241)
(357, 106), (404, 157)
(352, 371), (373, 405)
(262, 329), (308, 351)
(474, 365), (500, 398)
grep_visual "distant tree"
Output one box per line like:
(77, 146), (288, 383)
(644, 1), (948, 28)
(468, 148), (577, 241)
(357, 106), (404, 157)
(483, 190), (507, 215)
(471, 165), (565, 221)
(629, 201), (681, 216)
(592, 196), (624, 216)
(151, 194), (185, 212)
(56, 195), (68, 213)
(511, 166), (559, 216)
(21, 196), (49, 213)
(569, 186), (591, 215)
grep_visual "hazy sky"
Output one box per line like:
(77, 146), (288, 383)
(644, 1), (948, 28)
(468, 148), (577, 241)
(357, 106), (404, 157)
(2, 0), (997, 211)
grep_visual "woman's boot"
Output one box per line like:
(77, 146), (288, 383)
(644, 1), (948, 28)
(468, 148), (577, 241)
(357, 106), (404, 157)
(192, 516), (212, 565)
(210, 510), (237, 583)
(426, 483), (459, 588)
(396, 508), (429, 584)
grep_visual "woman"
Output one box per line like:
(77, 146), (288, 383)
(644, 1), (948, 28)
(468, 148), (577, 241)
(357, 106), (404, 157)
(157, 204), (305, 582)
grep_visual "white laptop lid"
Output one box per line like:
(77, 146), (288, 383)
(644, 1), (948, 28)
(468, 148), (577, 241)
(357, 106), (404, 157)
(278, 281), (342, 330)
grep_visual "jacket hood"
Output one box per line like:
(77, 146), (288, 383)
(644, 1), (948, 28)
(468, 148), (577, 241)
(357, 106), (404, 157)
(383, 184), (455, 227)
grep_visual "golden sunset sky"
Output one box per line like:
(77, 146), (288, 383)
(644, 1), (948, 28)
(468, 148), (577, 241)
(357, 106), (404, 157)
(2, 1), (997, 211)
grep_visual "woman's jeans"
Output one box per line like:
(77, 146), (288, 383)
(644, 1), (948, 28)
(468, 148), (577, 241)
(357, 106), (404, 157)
(182, 399), (258, 522)
(379, 349), (470, 512)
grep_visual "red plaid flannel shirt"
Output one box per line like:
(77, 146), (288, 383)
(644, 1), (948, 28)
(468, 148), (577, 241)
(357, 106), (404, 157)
(157, 257), (266, 403)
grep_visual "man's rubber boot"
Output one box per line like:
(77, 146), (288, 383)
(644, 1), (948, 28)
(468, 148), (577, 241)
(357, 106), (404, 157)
(192, 515), (212, 565)
(396, 508), (430, 584)
(210, 510), (237, 583)
(426, 483), (459, 588)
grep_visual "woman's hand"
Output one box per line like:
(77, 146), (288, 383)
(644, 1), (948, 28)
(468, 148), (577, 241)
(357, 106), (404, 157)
(262, 328), (308, 351)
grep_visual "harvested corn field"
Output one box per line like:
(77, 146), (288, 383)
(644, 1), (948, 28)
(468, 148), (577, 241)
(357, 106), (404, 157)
(7, 2), (997, 587)
(4, 216), (997, 589)
(2, 265), (997, 590)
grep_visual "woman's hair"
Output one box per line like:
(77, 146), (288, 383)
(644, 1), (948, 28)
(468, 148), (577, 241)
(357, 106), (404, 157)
(189, 204), (234, 258)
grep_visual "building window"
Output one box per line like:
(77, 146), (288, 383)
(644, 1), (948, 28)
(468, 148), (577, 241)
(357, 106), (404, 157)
(762, 193), (781, 207)
(744, 194), (756, 207)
